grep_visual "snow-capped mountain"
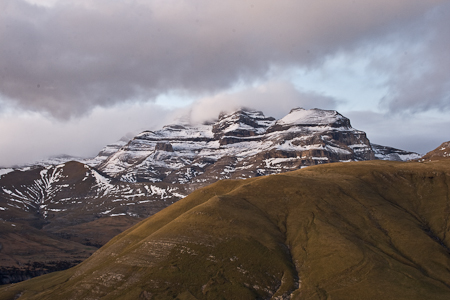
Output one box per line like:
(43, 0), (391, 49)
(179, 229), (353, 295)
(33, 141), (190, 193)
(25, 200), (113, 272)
(0, 107), (422, 283)
(96, 108), (420, 186)
(0, 107), (422, 223)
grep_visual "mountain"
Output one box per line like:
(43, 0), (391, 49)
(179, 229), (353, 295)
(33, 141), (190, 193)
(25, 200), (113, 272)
(419, 141), (450, 161)
(96, 108), (420, 186)
(371, 143), (423, 161)
(0, 107), (421, 284)
(0, 161), (186, 284)
(2, 159), (450, 300)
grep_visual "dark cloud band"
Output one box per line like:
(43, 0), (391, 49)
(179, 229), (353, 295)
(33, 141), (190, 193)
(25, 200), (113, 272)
(0, 0), (448, 118)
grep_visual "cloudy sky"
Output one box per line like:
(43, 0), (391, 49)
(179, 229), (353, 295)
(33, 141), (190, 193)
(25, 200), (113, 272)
(1, 0), (450, 167)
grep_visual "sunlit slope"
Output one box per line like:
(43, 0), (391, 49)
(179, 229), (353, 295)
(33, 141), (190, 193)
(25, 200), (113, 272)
(2, 160), (450, 300)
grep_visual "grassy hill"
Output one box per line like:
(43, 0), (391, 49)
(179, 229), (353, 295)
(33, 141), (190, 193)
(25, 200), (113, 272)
(2, 159), (450, 299)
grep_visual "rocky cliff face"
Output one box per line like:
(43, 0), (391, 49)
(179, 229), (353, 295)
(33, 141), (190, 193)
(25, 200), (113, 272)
(97, 108), (418, 188)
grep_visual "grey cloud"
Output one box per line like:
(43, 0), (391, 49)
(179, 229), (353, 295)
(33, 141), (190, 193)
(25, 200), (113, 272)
(0, 101), (171, 167)
(179, 81), (340, 124)
(377, 3), (450, 113)
(0, 0), (445, 118)
(344, 110), (450, 154)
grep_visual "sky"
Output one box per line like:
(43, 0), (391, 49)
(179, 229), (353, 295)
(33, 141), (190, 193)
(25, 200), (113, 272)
(1, 0), (450, 167)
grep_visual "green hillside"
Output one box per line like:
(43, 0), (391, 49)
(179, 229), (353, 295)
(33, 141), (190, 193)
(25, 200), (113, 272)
(2, 159), (450, 300)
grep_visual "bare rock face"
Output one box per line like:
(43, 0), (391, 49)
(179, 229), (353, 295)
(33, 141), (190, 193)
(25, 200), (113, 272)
(95, 107), (419, 187)
(155, 142), (174, 152)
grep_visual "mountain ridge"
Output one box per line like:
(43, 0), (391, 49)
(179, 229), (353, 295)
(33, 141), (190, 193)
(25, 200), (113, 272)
(95, 107), (420, 185)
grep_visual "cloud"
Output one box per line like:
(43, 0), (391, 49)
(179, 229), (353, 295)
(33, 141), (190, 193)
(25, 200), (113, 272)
(375, 3), (450, 113)
(0, 79), (339, 167)
(345, 110), (450, 154)
(0, 101), (171, 167)
(0, 0), (446, 118)
(177, 81), (339, 124)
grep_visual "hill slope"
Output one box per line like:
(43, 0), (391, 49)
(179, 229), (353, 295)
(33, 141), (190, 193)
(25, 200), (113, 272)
(419, 141), (450, 161)
(2, 159), (450, 300)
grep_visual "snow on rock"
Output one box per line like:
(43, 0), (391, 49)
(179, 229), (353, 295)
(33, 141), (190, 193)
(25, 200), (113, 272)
(0, 169), (14, 177)
(0, 107), (423, 222)
(276, 108), (345, 126)
(0, 161), (186, 220)
(372, 144), (421, 161)
(94, 108), (419, 186)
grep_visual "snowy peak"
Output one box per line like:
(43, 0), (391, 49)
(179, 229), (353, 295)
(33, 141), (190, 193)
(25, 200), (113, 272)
(214, 109), (275, 133)
(93, 107), (418, 186)
(134, 123), (214, 142)
(268, 108), (351, 133)
(278, 108), (346, 126)
(212, 109), (275, 144)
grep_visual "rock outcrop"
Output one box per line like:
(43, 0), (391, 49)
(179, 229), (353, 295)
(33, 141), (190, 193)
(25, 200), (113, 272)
(96, 108), (419, 186)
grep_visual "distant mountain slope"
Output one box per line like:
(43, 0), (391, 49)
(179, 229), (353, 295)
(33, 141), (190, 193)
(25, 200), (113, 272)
(0, 220), (96, 285)
(419, 141), (450, 161)
(0, 161), (185, 221)
(371, 143), (423, 161)
(0, 161), (186, 284)
(3, 159), (450, 300)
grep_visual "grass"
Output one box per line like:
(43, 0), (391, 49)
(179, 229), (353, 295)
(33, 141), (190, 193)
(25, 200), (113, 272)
(2, 159), (450, 299)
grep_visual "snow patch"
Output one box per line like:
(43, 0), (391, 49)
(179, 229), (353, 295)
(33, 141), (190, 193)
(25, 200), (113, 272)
(277, 108), (343, 126)
(0, 168), (14, 177)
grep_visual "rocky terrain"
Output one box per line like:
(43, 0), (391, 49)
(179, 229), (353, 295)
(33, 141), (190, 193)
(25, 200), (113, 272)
(2, 158), (450, 299)
(0, 107), (422, 284)
(96, 108), (420, 186)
